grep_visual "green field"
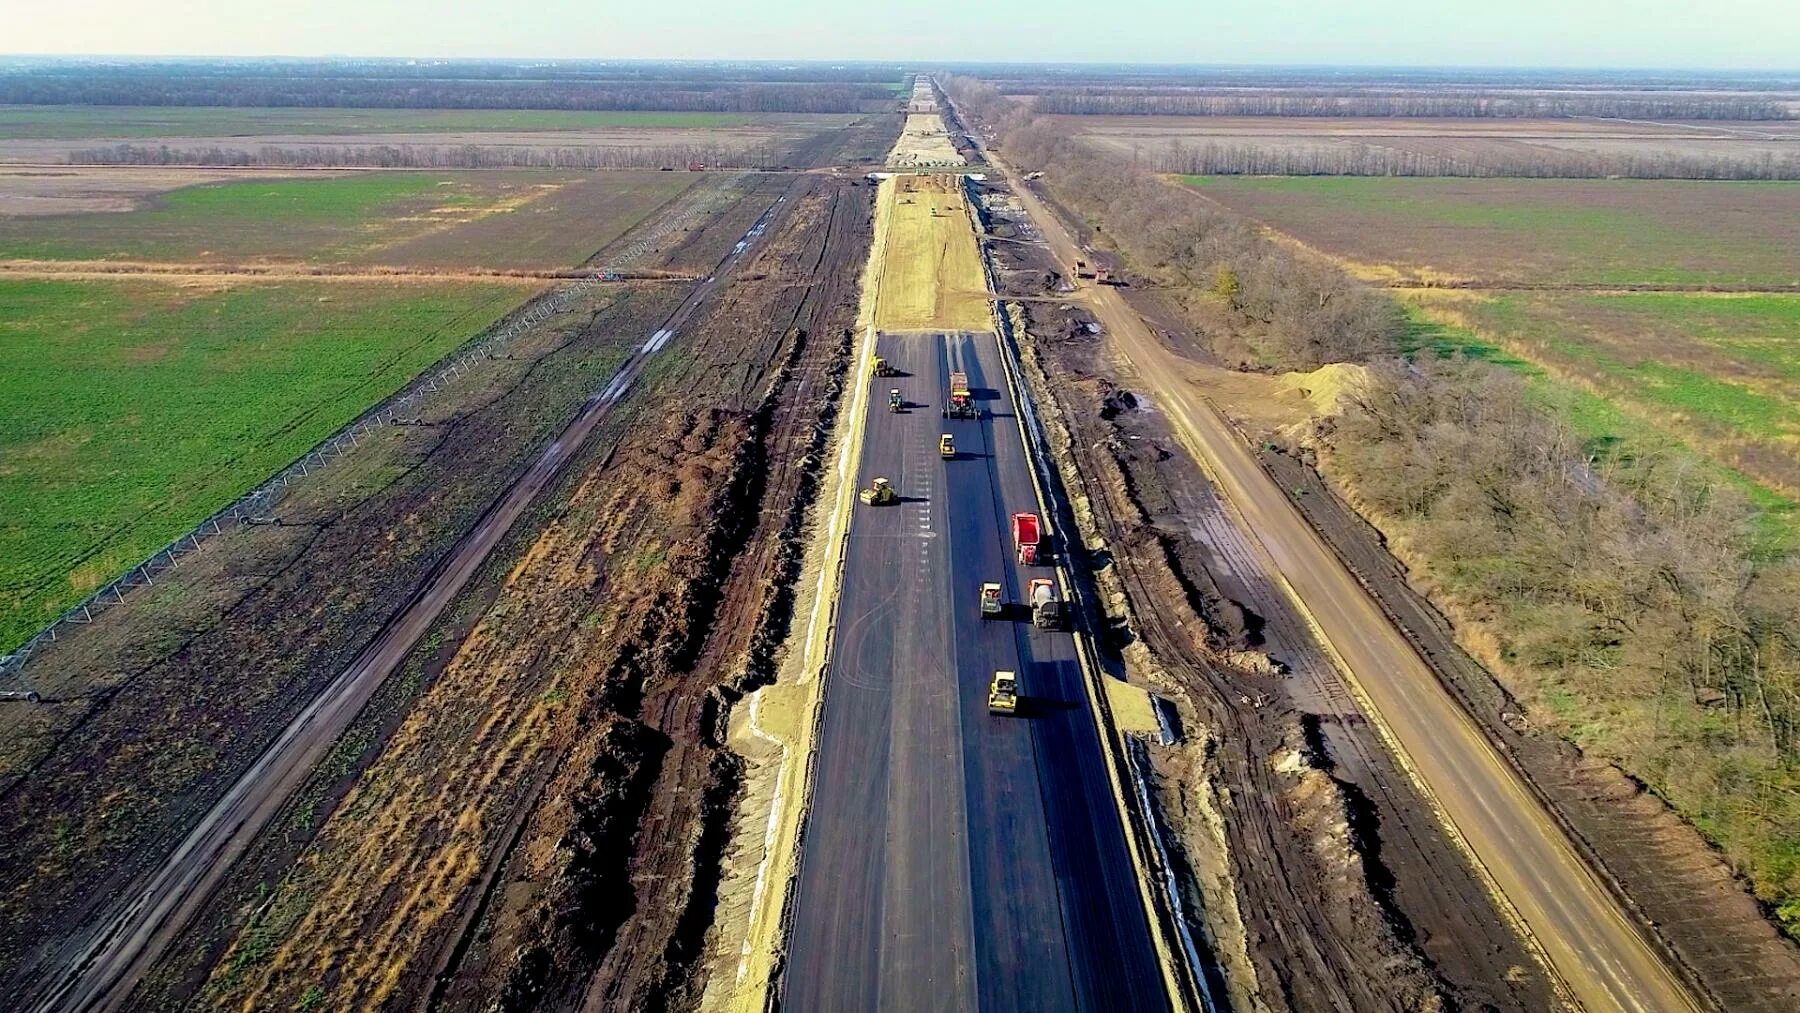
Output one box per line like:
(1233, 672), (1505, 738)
(0, 277), (527, 650)
(0, 169), (696, 266)
(1401, 297), (1800, 548)
(0, 105), (752, 138)
(1185, 176), (1800, 286)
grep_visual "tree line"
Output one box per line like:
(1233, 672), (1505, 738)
(0, 77), (890, 113)
(942, 72), (1800, 941)
(1151, 140), (1800, 181)
(1329, 358), (1799, 935)
(69, 142), (786, 170)
(1031, 89), (1795, 120)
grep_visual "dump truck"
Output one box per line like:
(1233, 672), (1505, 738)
(1093, 266), (1114, 285)
(860, 476), (897, 506)
(979, 582), (1004, 619)
(939, 433), (955, 459)
(945, 370), (976, 418)
(888, 388), (904, 413)
(1074, 259), (1094, 279)
(1027, 578), (1063, 630)
(988, 670), (1019, 714)
(1012, 512), (1041, 564)
(872, 356), (898, 377)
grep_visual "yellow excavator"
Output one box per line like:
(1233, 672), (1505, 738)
(860, 476), (898, 506)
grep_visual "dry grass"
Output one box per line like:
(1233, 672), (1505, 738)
(868, 174), (991, 332)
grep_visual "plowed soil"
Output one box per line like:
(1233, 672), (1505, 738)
(0, 176), (773, 1000)
(126, 176), (875, 1011)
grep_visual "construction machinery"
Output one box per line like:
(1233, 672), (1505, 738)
(988, 670), (1019, 715)
(888, 388), (904, 413)
(859, 477), (897, 506)
(979, 582), (1004, 619)
(872, 356), (898, 377)
(1094, 266), (1116, 285)
(939, 433), (956, 459)
(945, 370), (976, 419)
(1012, 512), (1042, 565)
(1074, 259), (1094, 279)
(1027, 578), (1064, 630)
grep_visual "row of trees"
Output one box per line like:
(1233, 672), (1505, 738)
(1032, 89), (1795, 120)
(944, 72), (1800, 939)
(1151, 140), (1800, 180)
(0, 77), (890, 112)
(1330, 358), (1800, 932)
(69, 142), (787, 170)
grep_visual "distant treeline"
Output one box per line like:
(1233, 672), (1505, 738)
(0, 77), (892, 113)
(1154, 140), (1800, 180)
(3, 57), (906, 84)
(1033, 89), (1795, 120)
(69, 142), (787, 170)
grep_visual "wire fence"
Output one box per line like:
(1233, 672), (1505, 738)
(0, 175), (749, 682)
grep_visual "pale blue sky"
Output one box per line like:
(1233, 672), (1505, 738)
(6, 0), (1796, 69)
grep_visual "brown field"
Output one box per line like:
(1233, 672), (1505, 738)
(0, 114), (860, 165)
(1187, 175), (1800, 286)
(1071, 114), (1800, 169)
(868, 173), (990, 331)
(0, 168), (699, 269)
(0, 165), (346, 215)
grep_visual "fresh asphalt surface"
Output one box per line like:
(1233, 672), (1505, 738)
(785, 331), (1167, 1012)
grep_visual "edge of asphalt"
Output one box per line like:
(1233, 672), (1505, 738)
(969, 177), (1199, 1013)
(722, 179), (894, 1012)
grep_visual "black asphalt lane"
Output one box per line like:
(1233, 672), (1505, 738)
(785, 331), (1167, 1013)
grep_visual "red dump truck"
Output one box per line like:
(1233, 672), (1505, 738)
(1012, 512), (1041, 565)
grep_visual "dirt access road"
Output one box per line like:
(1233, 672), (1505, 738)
(28, 187), (795, 1013)
(947, 92), (1701, 1013)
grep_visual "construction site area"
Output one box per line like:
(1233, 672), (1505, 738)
(3, 65), (1798, 1013)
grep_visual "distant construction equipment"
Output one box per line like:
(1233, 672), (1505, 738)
(872, 356), (898, 377)
(944, 370), (976, 418)
(860, 476), (898, 506)
(1012, 512), (1042, 565)
(979, 582), (1004, 619)
(988, 670), (1019, 714)
(939, 433), (956, 459)
(1027, 578), (1064, 630)
(889, 388), (904, 413)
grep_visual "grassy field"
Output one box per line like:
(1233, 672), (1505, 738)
(0, 105), (751, 138)
(0, 277), (528, 650)
(1185, 176), (1800, 286)
(869, 174), (990, 331)
(0, 169), (696, 267)
(1400, 296), (1799, 545)
(1182, 174), (1800, 533)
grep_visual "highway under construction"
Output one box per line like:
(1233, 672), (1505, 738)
(6, 71), (1791, 1013)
